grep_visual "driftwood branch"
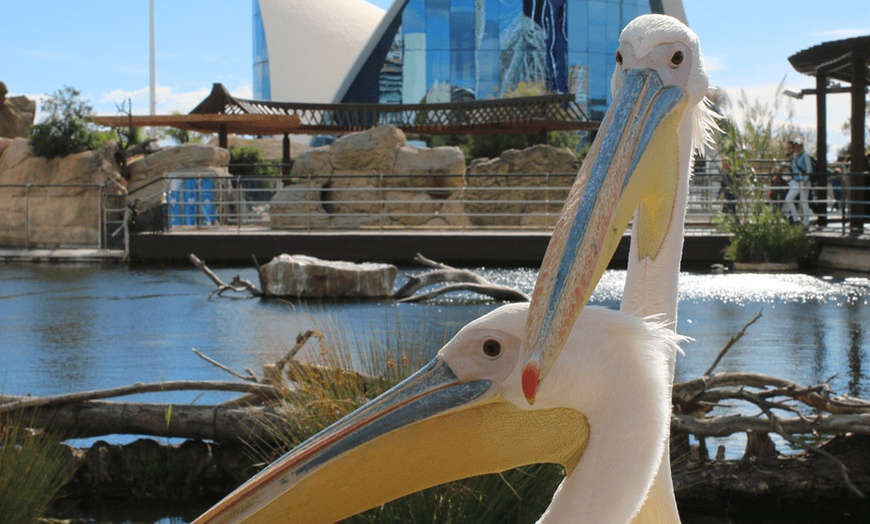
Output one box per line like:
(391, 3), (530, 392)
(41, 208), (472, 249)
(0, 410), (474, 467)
(394, 253), (530, 302)
(189, 253), (262, 298)
(0, 381), (279, 414)
(703, 309), (763, 376)
(192, 348), (260, 383)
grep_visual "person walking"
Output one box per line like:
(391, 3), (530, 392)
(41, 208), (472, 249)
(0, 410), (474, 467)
(784, 138), (812, 227)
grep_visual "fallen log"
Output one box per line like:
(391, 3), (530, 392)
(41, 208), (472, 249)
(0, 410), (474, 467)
(7, 401), (292, 442)
(0, 380), (279, 414)
(674, 434), (870, 520)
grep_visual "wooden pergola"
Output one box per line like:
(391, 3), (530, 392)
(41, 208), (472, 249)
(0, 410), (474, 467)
(789, 35), (869, 231)
(93, 83), (596, 171)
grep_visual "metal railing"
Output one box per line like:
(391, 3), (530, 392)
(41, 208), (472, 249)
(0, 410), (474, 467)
(0, 182), (127, 250)
(132, 166), (869, 235)
(2, 165), (866, 252)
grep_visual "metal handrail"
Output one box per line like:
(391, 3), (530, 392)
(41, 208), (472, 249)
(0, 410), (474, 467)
(130, 168), (868, 235)
(0, 182), (121, 249)
(2, 166), (866, 252)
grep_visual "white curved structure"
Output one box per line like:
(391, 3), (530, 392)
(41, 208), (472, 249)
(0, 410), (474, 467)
(257, 0), (386, 103)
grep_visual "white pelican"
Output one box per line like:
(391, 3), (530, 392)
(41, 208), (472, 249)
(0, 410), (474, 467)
(521, 13), (716, 523)
(195, 14), (715, 524)
(196, 303), (684, 523)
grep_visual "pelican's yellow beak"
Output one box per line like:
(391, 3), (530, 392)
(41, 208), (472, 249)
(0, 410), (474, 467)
(195, 358), (588, 523)
(522, 68), (690, 404)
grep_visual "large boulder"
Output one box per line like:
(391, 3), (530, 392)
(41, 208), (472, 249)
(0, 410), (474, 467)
(269, 182), (330, 229)
(280, 126), (467, 228)
(127, 143), (229, 185)
(0, 137), (125, 247)
(469, 144), (579, 175)
(466, 144), (578, 226)
(259, 254), (397, 298)
(0, 82), (36, 139)
(393, 145), (466, 192)
(126, 144), (230, 214)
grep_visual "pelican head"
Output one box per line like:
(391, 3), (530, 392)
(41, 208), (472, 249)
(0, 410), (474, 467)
(196, 302), (682, 523)
(521, 14), (717, 403)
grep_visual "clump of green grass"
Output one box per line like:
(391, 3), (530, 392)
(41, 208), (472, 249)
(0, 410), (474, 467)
(0, 412), (73, 523)
(717, 203), (808, 263)
(249, 311), (565, 523)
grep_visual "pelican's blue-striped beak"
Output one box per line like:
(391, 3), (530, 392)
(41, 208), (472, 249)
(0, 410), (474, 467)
(522, 68), (688, 403)
(195, 356), (587, 523)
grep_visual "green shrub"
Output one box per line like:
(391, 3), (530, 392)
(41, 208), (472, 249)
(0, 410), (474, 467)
(718, 204), (808, 263)
(28, 86), (107, 159)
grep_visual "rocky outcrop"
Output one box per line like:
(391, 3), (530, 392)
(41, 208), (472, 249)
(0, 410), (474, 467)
(278, 132), (578, 230)
(258, 254), (397, 298)
(276, 126), (467, 228)
(466, 144), (578, 226)
(0, 138), (231, 248)
(0, 82), (36, 139)
(269, 182), (331, 229)
(127, 144), (230, 214)
(0, 137), (125, 247)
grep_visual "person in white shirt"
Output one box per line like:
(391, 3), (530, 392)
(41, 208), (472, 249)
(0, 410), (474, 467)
(784, 138), (813, 227)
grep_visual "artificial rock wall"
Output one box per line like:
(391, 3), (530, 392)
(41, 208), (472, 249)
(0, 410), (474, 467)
(270, 126), (579, 229)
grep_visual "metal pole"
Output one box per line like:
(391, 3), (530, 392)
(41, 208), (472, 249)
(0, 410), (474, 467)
(99, 184), (105, 249)
(24, 184), (30, 249)
(149, 0), (157, 140)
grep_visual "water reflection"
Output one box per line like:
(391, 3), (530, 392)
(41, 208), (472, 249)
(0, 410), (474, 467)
(1, 263), (869, 415)
(1, 264), (868, 523)
(848, 313), (865, 397)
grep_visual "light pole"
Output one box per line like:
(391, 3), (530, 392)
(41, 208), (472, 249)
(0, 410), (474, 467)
(149, 0), (156, 140)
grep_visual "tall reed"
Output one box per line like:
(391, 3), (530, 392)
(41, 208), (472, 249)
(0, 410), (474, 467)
(0, 412), (72, 523)
(251, 310), (564, 523)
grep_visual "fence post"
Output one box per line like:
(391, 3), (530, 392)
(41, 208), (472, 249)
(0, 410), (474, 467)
(99, 183), (106, 249)
(24, 183), (31, 249)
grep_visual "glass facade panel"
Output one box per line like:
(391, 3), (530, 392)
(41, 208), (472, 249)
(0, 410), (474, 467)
(254, 0), (673, 114)
(252, 0), (270, 100)
(370, 1), (660, 116)
(427, 0), (451, 50)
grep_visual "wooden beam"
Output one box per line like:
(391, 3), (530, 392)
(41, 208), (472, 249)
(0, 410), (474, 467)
(815, 73), (829, 227)
(849, 51), (867, 232)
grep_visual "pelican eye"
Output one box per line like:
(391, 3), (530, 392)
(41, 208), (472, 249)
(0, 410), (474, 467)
(482, 338), (502, 358)
(615, 51), (623, 65)
(670, 50), (684, 66)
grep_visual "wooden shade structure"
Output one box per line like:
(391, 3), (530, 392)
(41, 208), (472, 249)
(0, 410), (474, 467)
(93, 83), (596, 170)
(789, 35), (869, 231)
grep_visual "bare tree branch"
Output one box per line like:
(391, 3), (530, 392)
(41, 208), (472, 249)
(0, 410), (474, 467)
(190, 253), (262, 298)
(393, 253), (530, 302)
(703, 309), (763, 376)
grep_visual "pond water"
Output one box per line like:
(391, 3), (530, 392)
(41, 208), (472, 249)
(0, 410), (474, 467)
(1, 262), (869, 523)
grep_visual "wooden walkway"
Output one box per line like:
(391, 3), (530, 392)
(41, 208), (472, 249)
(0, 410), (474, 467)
(129, 229), (729, 268)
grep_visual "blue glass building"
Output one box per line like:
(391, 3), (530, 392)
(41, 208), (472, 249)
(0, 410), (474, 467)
(255, 1), (685, 121)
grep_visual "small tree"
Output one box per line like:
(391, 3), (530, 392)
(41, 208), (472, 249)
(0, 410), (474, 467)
(162, 111), (206, 145)
(711, 81), (809, 263)
(28, 86), (107, 159)
(229, 145), (281, 202)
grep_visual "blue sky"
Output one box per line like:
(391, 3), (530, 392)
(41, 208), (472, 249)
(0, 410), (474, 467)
(1, 1), (867, 159)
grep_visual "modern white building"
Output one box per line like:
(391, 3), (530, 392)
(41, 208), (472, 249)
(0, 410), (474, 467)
(255, 0), (687, 121)
(254, 0), (387, 103)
